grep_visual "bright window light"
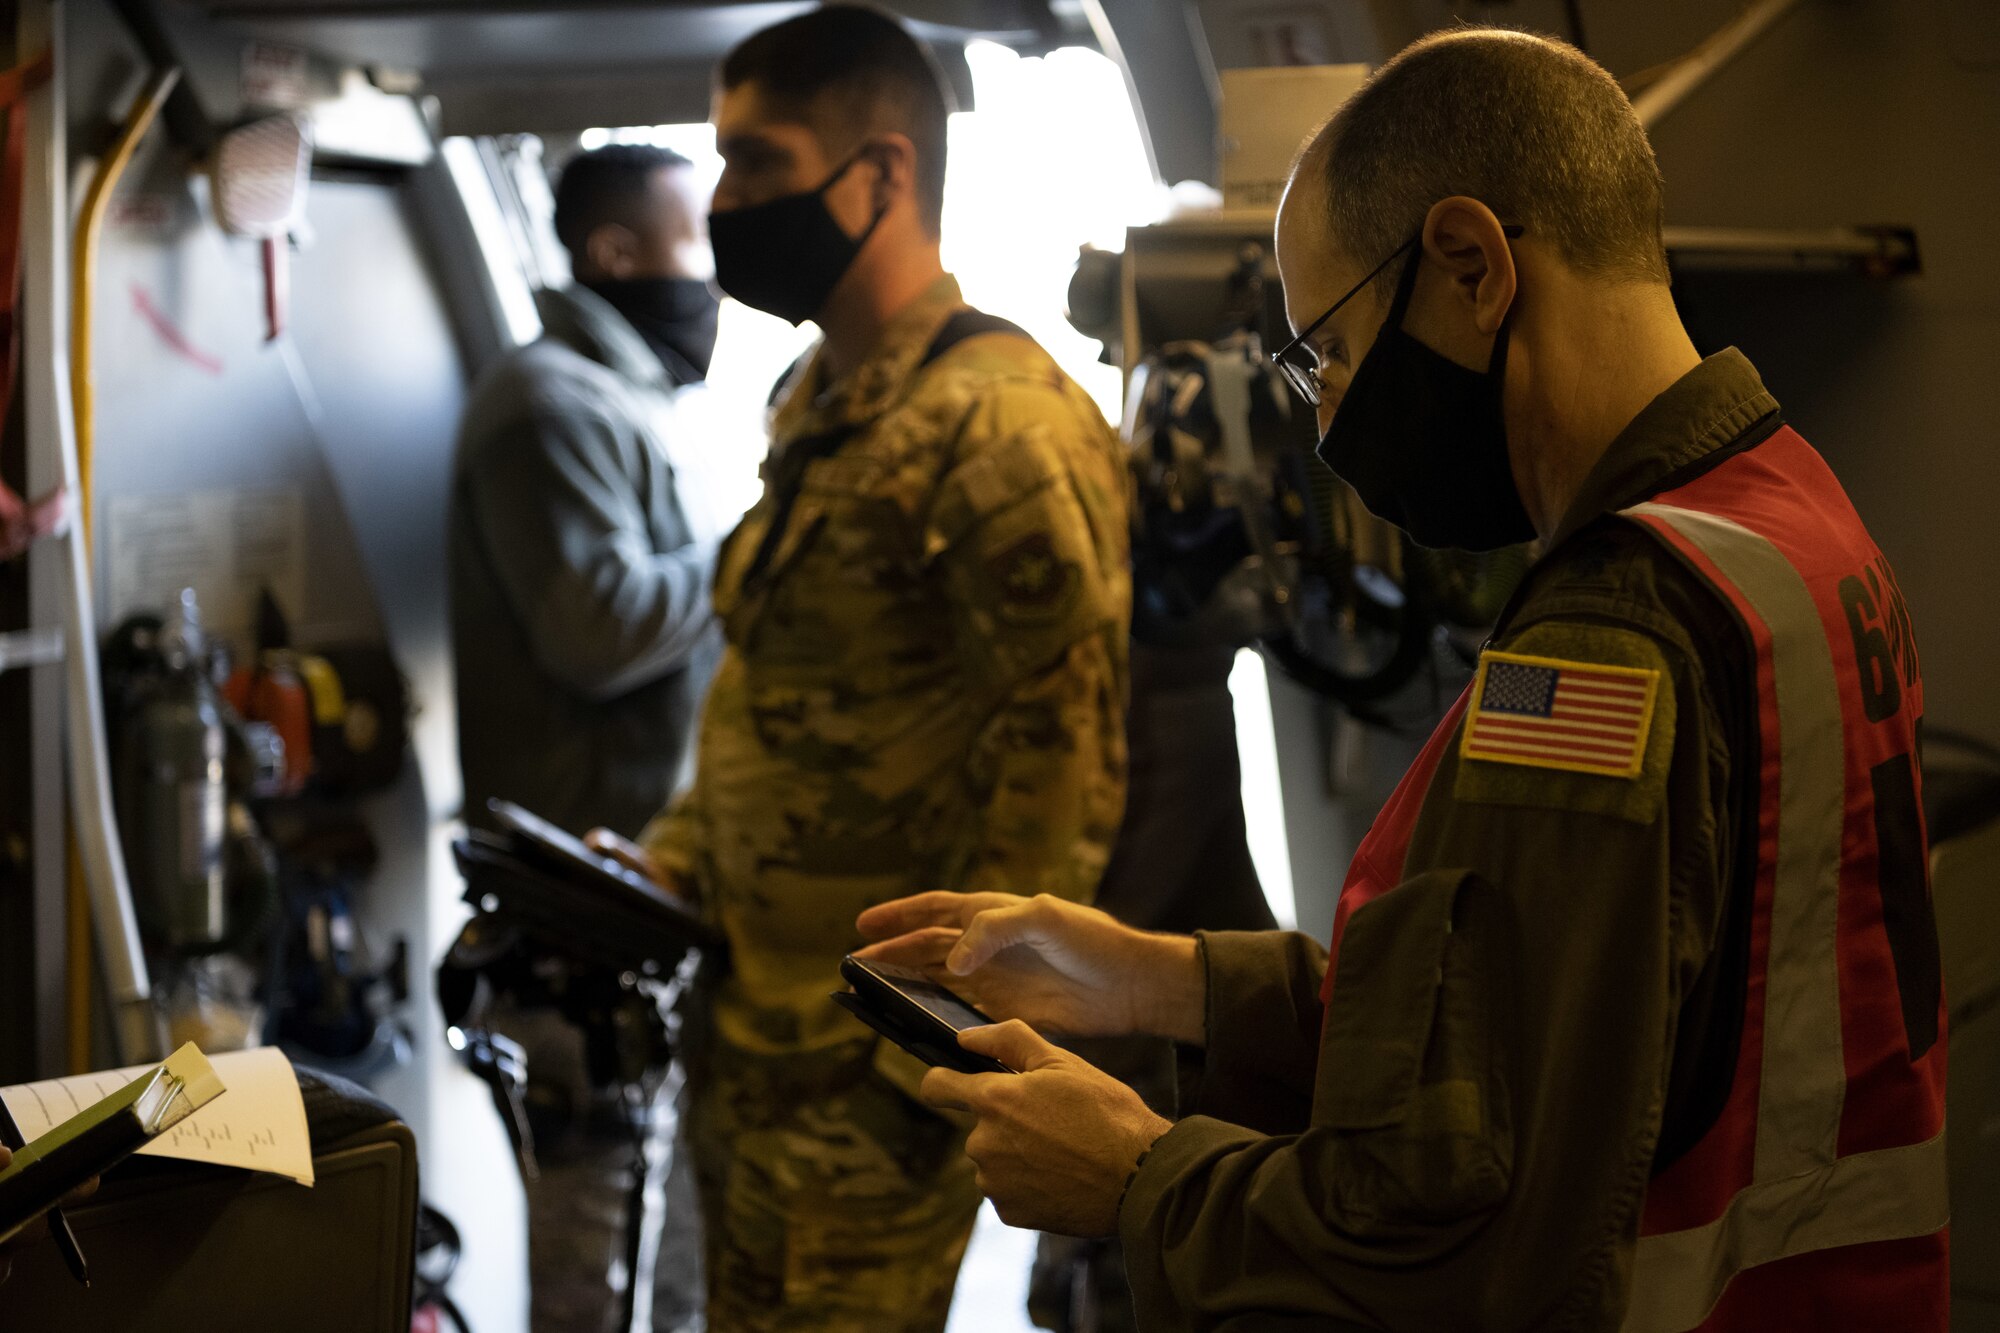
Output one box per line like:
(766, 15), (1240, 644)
(1230, 648), (1299, 930)
(941, 41), (1164, 416)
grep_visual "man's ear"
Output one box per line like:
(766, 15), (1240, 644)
(862, 131), (921, 219)
(583, 222), (640, 281)
(1422, 196), (1517, 336)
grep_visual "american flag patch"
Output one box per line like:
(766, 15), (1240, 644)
(1461, 651), (1661, 778)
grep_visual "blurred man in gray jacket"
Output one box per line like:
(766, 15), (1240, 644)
(448, 144), (725, 1331)
(451, 143), (722, 841)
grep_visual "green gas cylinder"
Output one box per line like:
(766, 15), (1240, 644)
(129, 589), (229, 950)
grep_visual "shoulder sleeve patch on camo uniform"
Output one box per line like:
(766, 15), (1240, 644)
(1461, 650), (1662, 778)
(988, 530), (1081, 624)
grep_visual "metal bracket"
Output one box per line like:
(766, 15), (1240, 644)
(1664, 224), (1921, 278)
(1632, 0), (1807, 131)
(0, 627), (65, 674)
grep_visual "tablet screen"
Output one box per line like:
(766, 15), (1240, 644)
(892, 974), (992, 1033)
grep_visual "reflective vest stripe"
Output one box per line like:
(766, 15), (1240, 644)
(1629, 503), (1848, 1176)
(1620, 502), (1947, 1331)
(1622, 1132), (1950, 1333)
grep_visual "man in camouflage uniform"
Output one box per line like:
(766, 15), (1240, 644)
(600, 8), (1130, 1329)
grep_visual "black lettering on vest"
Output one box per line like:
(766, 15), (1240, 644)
(1840, 572), (1901, 723)
(1873, 557), (1921, 690)
(1871, 750), (1940, 1060)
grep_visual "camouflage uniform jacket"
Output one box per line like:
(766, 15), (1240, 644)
(642, 276), (1130, 1083)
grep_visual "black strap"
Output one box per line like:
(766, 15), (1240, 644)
(742, 308), (1036, 587)
(740, 423), (851, 584)
(921, 307), (1031, 363)
(759, 308), (1033, 408)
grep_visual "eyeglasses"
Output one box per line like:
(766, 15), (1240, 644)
(1270, 224), (1524, 407)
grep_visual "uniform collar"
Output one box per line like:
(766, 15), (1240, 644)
(1546, 347), (1781, 550)
(777, 275), (966, 438)
(533, 285), (669, 390)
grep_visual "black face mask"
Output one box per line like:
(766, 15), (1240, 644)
(585, 276), (720, 385)
(1315, 246), (1536, 552)
(708, 154), (884, 326)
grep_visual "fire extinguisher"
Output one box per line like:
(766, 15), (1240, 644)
(117, 588), (230, 950)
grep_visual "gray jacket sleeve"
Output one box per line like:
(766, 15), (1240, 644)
(464, 407), (714, 701)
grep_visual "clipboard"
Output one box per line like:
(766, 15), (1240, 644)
(0, 1044), (225, 1237)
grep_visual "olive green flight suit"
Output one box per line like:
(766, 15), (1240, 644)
(1119, 351), (1788, 1330)
(641, 276), (1130, 1331)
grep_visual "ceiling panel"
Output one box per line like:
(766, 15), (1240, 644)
(179, 0), (1066, 73)
(151, 0), (1072, 130)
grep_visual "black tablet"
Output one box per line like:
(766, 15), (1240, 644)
(487, 799), (697, 918)
(836, 956), (1015, 1076)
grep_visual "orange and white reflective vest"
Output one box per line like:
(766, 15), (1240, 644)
(1326, 425), (1948, 1331)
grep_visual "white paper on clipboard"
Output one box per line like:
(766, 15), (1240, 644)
(1, 1047), (315, 1186)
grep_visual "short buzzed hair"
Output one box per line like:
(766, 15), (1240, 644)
(1307, 28), (1669, 289)
(720, 4), (955, 233)
(552, 143), (693, 259)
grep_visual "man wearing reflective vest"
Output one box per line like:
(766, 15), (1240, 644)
(854, 27), (1948, 1332)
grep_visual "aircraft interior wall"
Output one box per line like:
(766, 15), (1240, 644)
(13, 4), (533, 1324)
(1637, 0), (2000, 745)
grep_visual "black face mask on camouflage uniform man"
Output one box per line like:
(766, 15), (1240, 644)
(1314, 234), (1538, 553)
(708, 152), (886, 326)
